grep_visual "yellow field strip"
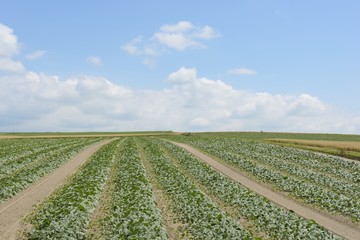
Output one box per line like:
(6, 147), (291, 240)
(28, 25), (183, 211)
(267, 139), (360, 152)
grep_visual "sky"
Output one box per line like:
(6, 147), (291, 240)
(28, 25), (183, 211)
(0, 0), (359, 133)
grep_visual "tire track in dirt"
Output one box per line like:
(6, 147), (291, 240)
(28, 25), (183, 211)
(172, 141), (360, 240)
(0, 139), (113, 240)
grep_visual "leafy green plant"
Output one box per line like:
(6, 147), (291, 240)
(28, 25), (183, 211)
(160, 139), (342, 239)
(96, 138), (168, 239)
(182, 137), (360, 222)
(0, 138), (102, 202)
(24, 139), (120, 239)
(139, 138), (252, 239)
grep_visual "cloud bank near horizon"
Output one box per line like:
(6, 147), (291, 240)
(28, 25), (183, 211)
(1, 67), (358, 133)
(0, 22), (359, 133)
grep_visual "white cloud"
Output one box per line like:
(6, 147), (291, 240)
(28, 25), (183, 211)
(0, 23), (19, 57)
(0, 66), (359, 133)
(0, 58), (25, 73)
(229, 67), (257, 75)
(122, 21), (220, 65)
(0, 23), (358, 133)
(192, 25), (220, 39)
(153, 31), (200, 51)
(0, 23), (25, 73)
(26, 50), (46, 60)
(160, 21), (194, 33)
(168, 66), (197, 84)
(0, 23), (24, 73)
(122, 36), (143, 56)
(87, 56), (102, 66)
(287, 94), (325, 116)
(122, 37), (160, 57)
(154, 21), (219, 51)
(190, 117), (210, 128)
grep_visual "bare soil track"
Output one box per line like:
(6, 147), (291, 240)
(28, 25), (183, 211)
(0, 139), (113, 240)
(172, 142), (360, 240)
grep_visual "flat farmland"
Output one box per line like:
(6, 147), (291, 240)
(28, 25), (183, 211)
(267, 138), (360, 161)
(0, 133), (359, 239)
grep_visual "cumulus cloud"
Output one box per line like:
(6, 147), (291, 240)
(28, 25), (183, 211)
(0, 23), (24, 73)
(1, 66), (359, 133)
(0, 23), (19, 57)
(154, 21), (219, 51)
(122, 21), (220, 65)
(0, 23), (25, 73)
(1, 23), (358, 133)
(26, 50), (46, 60)
(229, 67), (257, 75)
(121, 36), (143, 56)
(168, 67), (197, 84)
(0, 58), (25, 72)
(87, 56), (102, 66)
(154, 31), (198, 51)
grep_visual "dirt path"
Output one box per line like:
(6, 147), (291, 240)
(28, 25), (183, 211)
(172, 142), (360, 240)
(0, 139), (113, 240)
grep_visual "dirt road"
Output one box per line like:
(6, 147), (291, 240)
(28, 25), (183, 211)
(0, 139), (112, 240)
(172, 142), (360, 240)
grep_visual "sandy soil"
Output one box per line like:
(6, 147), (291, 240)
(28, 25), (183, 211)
(0, 139), (112, 240)
(172, 142), (360, 240)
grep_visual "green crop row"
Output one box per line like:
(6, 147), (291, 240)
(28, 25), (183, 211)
(0, 138), (51, 160)
(159, 139), (342, 239)
(23, 139), (120, 239)
(185, 138), (360, 222)
(204, 139), (360, 199)
(238, 148), (359, 199)
(219, 139), (359, 183)
(0, 138), (79, 165)
(139, 138), (252, 240)
(94, 138), (168, 239)
(0, 138), (102, 203)
(0, 138), (88, 178)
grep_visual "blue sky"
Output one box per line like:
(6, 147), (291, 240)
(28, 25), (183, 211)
(0, 1), (359, 133)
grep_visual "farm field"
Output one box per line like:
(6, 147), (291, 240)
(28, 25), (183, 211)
(181, 132), (360, 160)
(0, 137), (104, 203)
(0, 131), (174, 139)
(0, 132), (359, 239)
(167, 135), (360, 222)
(266, 138), (360, 160)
